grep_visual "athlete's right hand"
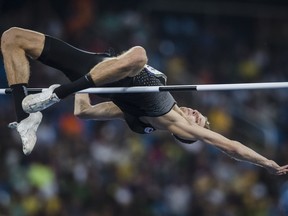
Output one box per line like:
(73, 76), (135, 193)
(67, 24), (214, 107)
(265, 160), (288, 175)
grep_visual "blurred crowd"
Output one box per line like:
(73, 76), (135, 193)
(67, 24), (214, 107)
(1, 0), (288, 215)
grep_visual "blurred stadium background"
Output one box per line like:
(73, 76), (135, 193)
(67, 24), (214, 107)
(1, 0), (288, 215)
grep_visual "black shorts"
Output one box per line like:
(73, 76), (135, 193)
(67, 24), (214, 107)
(37, 35), (109, 81)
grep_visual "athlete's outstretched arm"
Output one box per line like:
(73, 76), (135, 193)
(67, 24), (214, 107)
(74, 93), (124, 120)
(173, 122), (288, 175)
(149, 110), (288, 175)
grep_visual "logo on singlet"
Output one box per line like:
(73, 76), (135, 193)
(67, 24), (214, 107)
(144, 64), (167, 84)
(144, 127), (154, 134)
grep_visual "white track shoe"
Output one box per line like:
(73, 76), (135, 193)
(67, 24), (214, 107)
(22, 84), (61, 113)
(9, 112), (43, 155)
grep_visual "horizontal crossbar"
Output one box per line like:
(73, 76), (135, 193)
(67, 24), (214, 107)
(1, 82), (288, 94)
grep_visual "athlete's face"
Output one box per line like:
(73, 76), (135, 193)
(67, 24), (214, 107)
(180, 107), (208, 128)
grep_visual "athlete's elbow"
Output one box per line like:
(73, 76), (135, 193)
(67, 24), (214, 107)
(74, 104), (89, 119)
(74, 110), (91, 119)
(74, 109), (84, 118)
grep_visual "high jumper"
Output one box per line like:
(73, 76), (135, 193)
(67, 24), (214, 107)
(1, 27), (288, 176)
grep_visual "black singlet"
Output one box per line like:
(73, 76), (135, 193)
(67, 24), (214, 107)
(102, 65), (176, 134)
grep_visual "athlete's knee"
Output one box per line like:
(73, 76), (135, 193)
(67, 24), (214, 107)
(1, 27), (24, 50)
(124, 46), (148, 76)
(130, 46), (148, 67)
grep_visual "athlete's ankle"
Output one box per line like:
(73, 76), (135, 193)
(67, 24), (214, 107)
(53, 74), (95, 99)
(10, 83), (29, 121)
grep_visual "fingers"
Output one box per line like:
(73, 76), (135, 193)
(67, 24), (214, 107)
(276, 164), (288, 175)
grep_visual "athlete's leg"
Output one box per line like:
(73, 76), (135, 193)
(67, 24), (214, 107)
(1, 27), (45, 155)
(1, 27), (45, 121)
(53, 45), (148, 98)
(40, 44), (147, 98)
(52, 45), (147, 98)
(22, 46), (148, 113)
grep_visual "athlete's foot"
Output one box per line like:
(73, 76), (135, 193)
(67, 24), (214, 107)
(8, 112), (43, 155)
(22, 84), (61, 113)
